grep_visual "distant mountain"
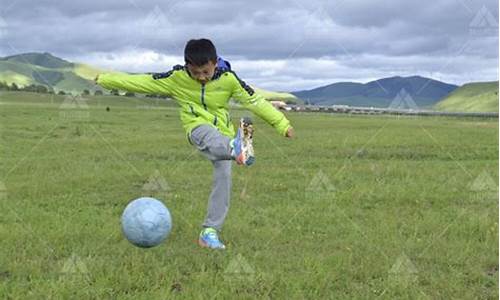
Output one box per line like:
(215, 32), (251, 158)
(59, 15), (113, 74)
(292, 76), (458, 108)
(434, 81), (498, 112)
(0, 52), (298, 102)
(1, 52), (73, 68)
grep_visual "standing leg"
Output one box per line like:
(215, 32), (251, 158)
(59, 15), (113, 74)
(202, 160), (232, 230)
(189, 125), (233, 230)
(189, 122), (255, 249)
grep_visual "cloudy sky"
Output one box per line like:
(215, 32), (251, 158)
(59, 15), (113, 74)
(0, 0), (498, 91)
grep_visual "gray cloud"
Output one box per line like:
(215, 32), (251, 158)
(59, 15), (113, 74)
(0, 0), (497, 90)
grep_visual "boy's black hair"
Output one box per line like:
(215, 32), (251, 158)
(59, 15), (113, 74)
(184, 39), (217, 66)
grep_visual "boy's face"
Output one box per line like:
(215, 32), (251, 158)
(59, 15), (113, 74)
(186, 60), (217, 84)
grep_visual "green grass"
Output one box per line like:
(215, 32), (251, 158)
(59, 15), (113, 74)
(0, 91), (498, 298)
(435, 81), (499, 113)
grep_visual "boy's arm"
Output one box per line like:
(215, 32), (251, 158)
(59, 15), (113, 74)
(229, 72), (293, 137)
(96, 72), (174, 95)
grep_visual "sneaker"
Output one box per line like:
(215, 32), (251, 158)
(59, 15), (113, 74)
(231, 117), (255, 166)
(198, 227), (226, 250)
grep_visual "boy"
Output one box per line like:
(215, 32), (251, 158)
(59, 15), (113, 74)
(96, 39), (294, 250)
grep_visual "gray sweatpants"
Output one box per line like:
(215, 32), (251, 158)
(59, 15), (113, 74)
(188, 125), (233, 231)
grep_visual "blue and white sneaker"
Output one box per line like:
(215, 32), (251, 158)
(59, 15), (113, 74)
(231, 117), (255, 166)
(198, 227), (226, 250)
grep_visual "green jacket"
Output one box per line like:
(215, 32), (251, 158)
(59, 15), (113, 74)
(96, 64), (291, 141)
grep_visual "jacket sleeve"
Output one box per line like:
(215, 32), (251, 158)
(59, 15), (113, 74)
(96, 72), (174, 95)
(229, 72), (291, 136)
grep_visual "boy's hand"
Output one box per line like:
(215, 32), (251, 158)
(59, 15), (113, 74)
(285, 126), (294, 138)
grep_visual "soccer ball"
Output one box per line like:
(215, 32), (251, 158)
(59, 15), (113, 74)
(121, 197), (172, 248)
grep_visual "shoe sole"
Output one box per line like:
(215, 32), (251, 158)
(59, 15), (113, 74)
(241, 118), (255, 166)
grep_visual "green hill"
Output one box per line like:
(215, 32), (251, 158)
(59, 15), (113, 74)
(0, 52), (298, 102)
(0, 53), (106, 94)
(2, 52), (73, 68)
(434, 81), (498, 112)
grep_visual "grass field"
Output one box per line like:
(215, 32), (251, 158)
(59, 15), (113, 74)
(0, 91), (498, 299)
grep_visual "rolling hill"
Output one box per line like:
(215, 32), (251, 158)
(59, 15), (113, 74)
(434, 81), (499, 112)
(0, 52), (299, 102)
(0, 52), (106, 94)
(292, 76), (458, 108)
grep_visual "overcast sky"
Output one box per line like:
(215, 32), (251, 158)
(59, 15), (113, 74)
(0, 0), (498, 91)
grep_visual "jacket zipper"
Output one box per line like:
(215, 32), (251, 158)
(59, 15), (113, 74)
(199, 82), (227, 127)
(201, 84), (208, 111)
(201, 83), (218, 126)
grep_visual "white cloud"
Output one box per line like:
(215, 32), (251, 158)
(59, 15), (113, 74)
(74, 50), (183, 73)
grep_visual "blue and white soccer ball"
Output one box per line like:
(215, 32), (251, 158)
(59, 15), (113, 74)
(121, 197), (172, 248)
